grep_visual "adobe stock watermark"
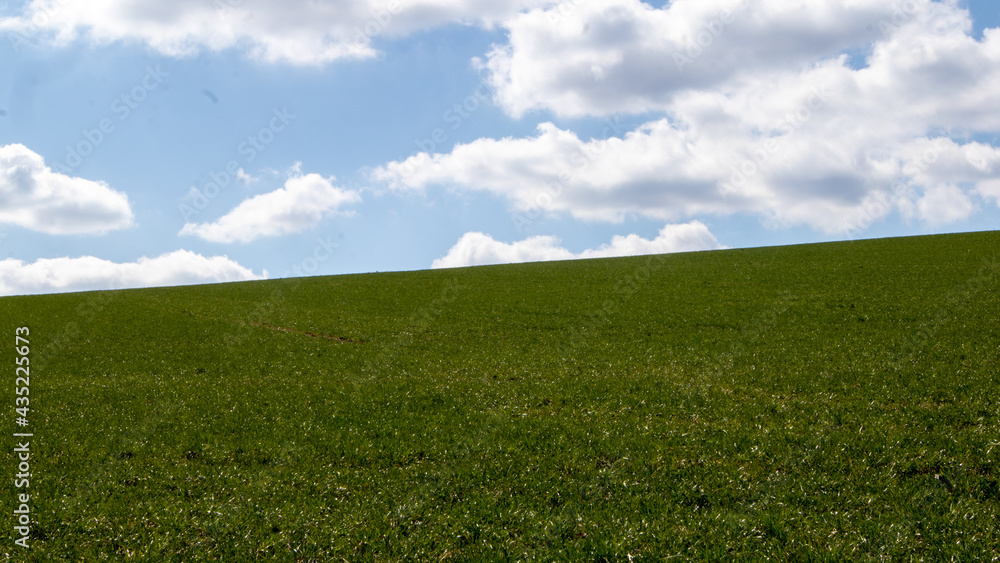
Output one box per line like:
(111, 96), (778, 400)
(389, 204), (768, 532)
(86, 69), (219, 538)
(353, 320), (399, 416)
(364, 278), (466, 375)
(868, 0), (922, 39)
(32, 270), (130, 375)
(207, 0), (244, 13)
(352, 1), (402, 45)
(719, 85), (832, 197)
(674, 1), (749, 72)
(509, 116), (626, 234)
(223, 233), (343, 351)
(13, 326), (32, 549)
(544, 0), (582, 25)
(9, 274), (128, 550)
(4, 0), (69, 52)
(897, 255), (1000, 362)
(178, 107), (296, 221)
(400, 79), (499, 166)
(712, 292), (794, 376)
(51, 65), (169, 175)
(205, 0), (403, 46)
(842, 133), (954, 237)
(559, 254), (664, 357)
(284, 234), (342, 278)
(547, 0), (746, 72)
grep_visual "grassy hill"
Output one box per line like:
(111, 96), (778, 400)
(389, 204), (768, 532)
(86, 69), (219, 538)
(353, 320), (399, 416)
(3, 231), (1000, 561)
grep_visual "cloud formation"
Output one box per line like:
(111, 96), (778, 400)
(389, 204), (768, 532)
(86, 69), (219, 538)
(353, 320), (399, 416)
(431, 221), (723, 268)
(0, 250), (265, 296)
(376, 0), (1000, 235)
(480, 0), (954, 118)
(179, 171), (360, 244)
(0, 143), (134, 235)
(0, 0), (557, 65)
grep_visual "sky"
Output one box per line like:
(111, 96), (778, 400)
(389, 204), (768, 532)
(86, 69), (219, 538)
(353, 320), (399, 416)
(1, 0), (999, 296)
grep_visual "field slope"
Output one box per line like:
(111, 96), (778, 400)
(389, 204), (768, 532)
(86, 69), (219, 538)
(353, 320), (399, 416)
(3, 231), (1000, 561)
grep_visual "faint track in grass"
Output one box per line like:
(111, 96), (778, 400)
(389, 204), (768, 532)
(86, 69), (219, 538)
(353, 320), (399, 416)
(176, 308), (362, 343)
(245, 320), (360, 343)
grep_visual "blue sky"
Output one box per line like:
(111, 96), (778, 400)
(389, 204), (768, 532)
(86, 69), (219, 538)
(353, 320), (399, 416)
(1, 0), (999, 295)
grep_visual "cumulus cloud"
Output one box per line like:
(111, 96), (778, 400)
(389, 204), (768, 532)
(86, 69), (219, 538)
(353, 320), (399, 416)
(0, 143), (134, 235)
(179, 171), (360, 244)
(0, 250), (265, 296)
(0, 0), (557, 65)
(913, 184), (977, 225)
(433, 233), (575, 268)
(480, 0), (964, 118)
(977, 178), (1000, 205)
(431, 221), (723, 268)
(376, 0), (1000, 234)
(576, 221), (726, 258)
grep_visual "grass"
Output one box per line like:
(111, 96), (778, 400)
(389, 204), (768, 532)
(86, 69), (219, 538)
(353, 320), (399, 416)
(2, 231), (1000, 561)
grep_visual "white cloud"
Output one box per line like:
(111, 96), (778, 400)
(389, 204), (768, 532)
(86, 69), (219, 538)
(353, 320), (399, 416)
(480, 0), (930, 118)
(977, 178), (1000, 205)
(376, 0), (1000, 235)
(433, 233), (574, 268)
(0, 0), (557, 66)
(236, 168), (256, 185)
(179, 171), (360, 244)
(0, 250), (265, 296)
(431, 221), (723, 268)
(577, 221), (726, 258)
(0, 143), (134, 235)
(913, 183), (976, 225)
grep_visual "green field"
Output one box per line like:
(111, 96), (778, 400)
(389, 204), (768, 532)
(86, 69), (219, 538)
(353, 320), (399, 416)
(3, 231), (1000, 561)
